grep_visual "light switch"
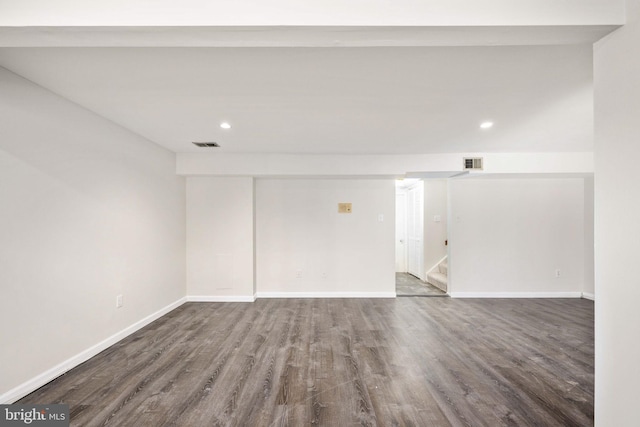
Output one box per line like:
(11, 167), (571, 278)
(338, 203), (352, 213)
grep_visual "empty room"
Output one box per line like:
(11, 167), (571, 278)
(1, 1), (639, 426)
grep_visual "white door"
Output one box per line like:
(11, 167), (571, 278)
(395, 191), (407, 272)
(406, 181), (424, 279)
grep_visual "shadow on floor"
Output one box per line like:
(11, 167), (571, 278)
(396, 272), (448, 297)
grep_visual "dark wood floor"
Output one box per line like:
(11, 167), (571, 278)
(396, 272), (447, 297)
(19, 298), (594, 426)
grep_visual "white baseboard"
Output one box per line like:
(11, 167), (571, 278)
(256, 291), (396, 299)
(187, 295), (256, 302)
(0, 297), (187, 404)
(582, 292), (595, 301)
(449, 292), (583, 299)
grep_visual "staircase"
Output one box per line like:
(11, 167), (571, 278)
(427, 258), (448, 292)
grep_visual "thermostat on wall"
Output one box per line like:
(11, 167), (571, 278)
(338, 203), (352, 213)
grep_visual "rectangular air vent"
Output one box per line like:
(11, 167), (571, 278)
(463, 157), (483, 170)
(192, 142), (220, 148)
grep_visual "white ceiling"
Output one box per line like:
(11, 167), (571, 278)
(0, 43), (594, 154)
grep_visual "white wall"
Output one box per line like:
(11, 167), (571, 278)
(255, 179), (395, 296)
(186, 177), (255, 300)
(583, 176), (594, 297)
(0, 0), (624, 26)
(594, 1), (640, 423)
(423, 179), (448, 274)
(0, 67), (186, 401)
(449, 178), (585, 296)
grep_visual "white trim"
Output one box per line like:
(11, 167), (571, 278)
(582, 292), (595, 301)
(256, 291), (396, 299)
(0, 297), (187, 404)
(187, 295), (256, 302)
(449, 292), (583, 299)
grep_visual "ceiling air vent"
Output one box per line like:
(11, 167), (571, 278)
(463, 157), (483, 170)
(192, 142), (220, 148)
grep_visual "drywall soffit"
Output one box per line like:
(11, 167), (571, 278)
(0, 25), (621, 48)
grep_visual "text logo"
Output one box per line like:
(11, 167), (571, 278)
(1, 405), (69, 427)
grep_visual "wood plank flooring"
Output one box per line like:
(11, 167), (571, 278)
(19, 298), (594, 426)
(396, 273), (448, 297)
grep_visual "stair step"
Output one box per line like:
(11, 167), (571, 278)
(439, 262), (448, 275)
(427, 272), (448, 292)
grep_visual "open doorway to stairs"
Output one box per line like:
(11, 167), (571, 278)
(395, 177), (449, 297)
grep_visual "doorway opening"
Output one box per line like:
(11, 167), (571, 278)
(395, 178), (448, 297)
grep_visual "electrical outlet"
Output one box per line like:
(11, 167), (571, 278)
(116, 294), (123, 308)
(555, 269), (561, 278)
(296, 270), (303, 279)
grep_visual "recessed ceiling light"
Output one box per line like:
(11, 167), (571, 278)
(220, 122), (231, 130)
(480, 121), (494, 129)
